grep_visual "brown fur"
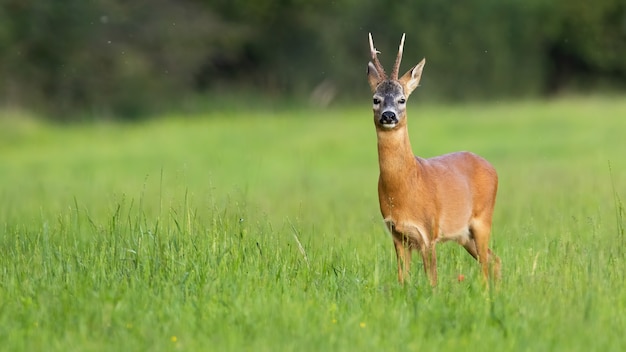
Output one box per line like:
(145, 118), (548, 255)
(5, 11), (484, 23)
(367, 34), (501, 286)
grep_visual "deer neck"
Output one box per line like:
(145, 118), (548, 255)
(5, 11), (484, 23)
(376, 126), (418, 186)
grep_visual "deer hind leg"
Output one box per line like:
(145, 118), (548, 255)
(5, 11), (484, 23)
(393, 237), (412, 284)
(488, 248), (501, 280)
(469, 221), (501, 281)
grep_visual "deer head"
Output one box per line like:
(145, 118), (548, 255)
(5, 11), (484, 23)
(367, 33), (425, 130)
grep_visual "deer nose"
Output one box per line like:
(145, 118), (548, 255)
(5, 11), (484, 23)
(380, 111), (398, 125)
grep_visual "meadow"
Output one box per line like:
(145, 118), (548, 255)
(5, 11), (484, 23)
(1, 97), (625, 351)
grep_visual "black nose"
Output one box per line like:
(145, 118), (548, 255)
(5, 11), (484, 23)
(380, 111), (398, 125)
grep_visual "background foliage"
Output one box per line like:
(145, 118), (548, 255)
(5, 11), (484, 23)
(0, 0), (625, 118)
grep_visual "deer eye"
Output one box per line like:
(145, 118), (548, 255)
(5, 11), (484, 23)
(373, 98), (381, 105)
(398, 98), (406, 104)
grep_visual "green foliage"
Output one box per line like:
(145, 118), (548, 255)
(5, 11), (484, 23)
(1, 0), (625, 118)
(0, 0), (213, 118)
(1, 98), (626, 350)
(553, 0), (626, 71)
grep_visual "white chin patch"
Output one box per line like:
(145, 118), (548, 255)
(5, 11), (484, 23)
(381, 123), (397, 129)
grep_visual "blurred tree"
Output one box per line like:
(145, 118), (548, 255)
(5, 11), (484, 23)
(546, 0), (626, 92)
(0, 0), (624, 120)
(0, 0), (214, 118)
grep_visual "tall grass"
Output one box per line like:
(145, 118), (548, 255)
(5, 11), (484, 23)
(1, 97), (626, 351)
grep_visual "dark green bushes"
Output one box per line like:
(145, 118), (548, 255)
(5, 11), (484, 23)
(0, 0), (624, 119)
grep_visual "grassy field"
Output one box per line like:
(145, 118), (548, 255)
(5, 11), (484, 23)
(1, 97), (626, 351)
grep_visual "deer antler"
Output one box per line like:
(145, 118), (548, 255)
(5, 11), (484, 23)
(369, 33), (387, 80)
(391, 33), (405, 80)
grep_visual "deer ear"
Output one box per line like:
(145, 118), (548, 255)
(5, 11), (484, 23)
(367, 62), (382, 92)
(399, 58), (425, 97)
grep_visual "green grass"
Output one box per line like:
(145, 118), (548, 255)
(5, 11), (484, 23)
(1, 96), (626, 351)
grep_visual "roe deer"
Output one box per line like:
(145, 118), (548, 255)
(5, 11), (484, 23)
(367, 33), (501, 286)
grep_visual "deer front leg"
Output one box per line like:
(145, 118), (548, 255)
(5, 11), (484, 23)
(392, 222), (436, 286)
(393, 237), (412, 284)
(420, 244), (438, 286)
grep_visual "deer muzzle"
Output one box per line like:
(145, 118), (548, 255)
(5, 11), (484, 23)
(380, 111), (399, 127)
